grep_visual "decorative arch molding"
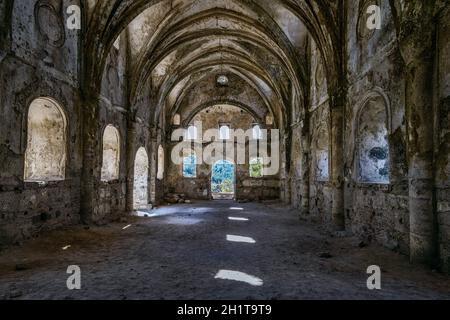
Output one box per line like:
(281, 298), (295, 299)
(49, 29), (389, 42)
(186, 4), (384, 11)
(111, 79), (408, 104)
(34, 0), (66, 48)
(356, 0), (381, 41)
(354, 87), (392, 135)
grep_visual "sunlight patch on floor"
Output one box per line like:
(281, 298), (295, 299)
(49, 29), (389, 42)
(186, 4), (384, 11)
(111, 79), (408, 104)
(164, 217), (203, 225)
(228, 217), (249, 221)
(215, 270), (263, 286)
(227, 235), (256, 244)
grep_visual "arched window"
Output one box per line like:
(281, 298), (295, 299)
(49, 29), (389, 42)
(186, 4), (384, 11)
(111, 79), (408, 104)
(24, 97), (67, 182)
(357, 95), (390, 184)
(133, 147), (149, 210)
(173, 114), (181, 126)
(252, 125), (263, 140)
(157, 145), (165, 180)
(183, 153), (197, 178)
(101, 125), (120, 181)
(185, 125), (197, 140)
(250, 157), (263, 178)
(219, 125), (230, 140)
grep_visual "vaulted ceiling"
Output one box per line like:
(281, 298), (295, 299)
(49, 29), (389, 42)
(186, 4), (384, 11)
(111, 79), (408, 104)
(84, 0), (343, 129)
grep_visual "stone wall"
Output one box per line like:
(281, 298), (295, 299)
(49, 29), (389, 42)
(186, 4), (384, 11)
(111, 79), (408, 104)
(436, 6), (450, 273)
(0, 0), (82, 245)
(165, 105), (280, 201)
(343, 0), (409, 253)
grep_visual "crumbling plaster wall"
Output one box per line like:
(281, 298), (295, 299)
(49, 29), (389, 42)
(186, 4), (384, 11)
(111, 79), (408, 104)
(95, 36), (129, 223)
(0, 0), (82, 245)
(166, 103), (280, 201)
(304, 40), (333, 224)
(436, 6), (450, 273)
(344, 0), (409, 253)
(308, 102), (333, 224)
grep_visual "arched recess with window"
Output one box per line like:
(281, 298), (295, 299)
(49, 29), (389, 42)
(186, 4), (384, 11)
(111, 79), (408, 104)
(355, 90), (391, 184)
(24, 97), (67, 182)
(101, 125), (121, 181)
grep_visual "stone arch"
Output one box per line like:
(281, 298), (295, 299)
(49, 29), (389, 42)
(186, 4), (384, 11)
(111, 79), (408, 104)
(354, 89), (391, 184)
(101, 125), (121, 181)
(24, 97), (67, 182)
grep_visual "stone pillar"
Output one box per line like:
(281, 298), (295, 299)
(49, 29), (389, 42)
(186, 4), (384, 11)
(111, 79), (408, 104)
(80, 95), (101, 224)
(299, 120), (310, 216)
(330, 97), (345, 230)
(399, 8), (437, 264)
(125, 117), (137, 212)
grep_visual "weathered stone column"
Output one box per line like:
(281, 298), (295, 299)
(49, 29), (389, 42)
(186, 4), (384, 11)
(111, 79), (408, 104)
(330, 95), (345, 230)
(80, 94), (101, 224)
(125, 117), (137, 212)
(299, 119), (310, 216)
(398, 4), (437, 264)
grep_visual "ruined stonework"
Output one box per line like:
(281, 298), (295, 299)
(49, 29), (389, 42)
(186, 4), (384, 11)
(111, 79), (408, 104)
(0, 0), (449, 275)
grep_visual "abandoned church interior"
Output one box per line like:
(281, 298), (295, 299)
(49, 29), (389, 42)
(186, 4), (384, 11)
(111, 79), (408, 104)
(0, 0), (450, 300)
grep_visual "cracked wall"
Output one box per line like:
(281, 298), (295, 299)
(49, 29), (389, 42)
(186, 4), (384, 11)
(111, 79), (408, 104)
(166, 104), (280, 201)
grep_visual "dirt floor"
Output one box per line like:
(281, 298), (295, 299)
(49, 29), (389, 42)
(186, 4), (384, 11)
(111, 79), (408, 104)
(0, 200), (449, 300)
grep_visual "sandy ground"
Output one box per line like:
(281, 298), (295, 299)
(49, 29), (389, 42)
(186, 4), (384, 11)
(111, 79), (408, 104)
(0, 200), (449, 300)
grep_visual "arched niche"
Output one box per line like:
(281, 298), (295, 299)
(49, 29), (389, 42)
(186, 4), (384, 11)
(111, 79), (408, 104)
(101, 125), (121, 181)
(355, 91), (391, 184)
(173, 113), (181, 126)
(24, 97), (67, 182)
(133, 147), (149, 210)
(157, 145), (165, 180)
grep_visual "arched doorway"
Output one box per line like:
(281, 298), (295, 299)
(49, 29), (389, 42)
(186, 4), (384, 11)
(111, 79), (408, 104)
(133, 147), (149, 210)
(211, 160), (235, 200)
